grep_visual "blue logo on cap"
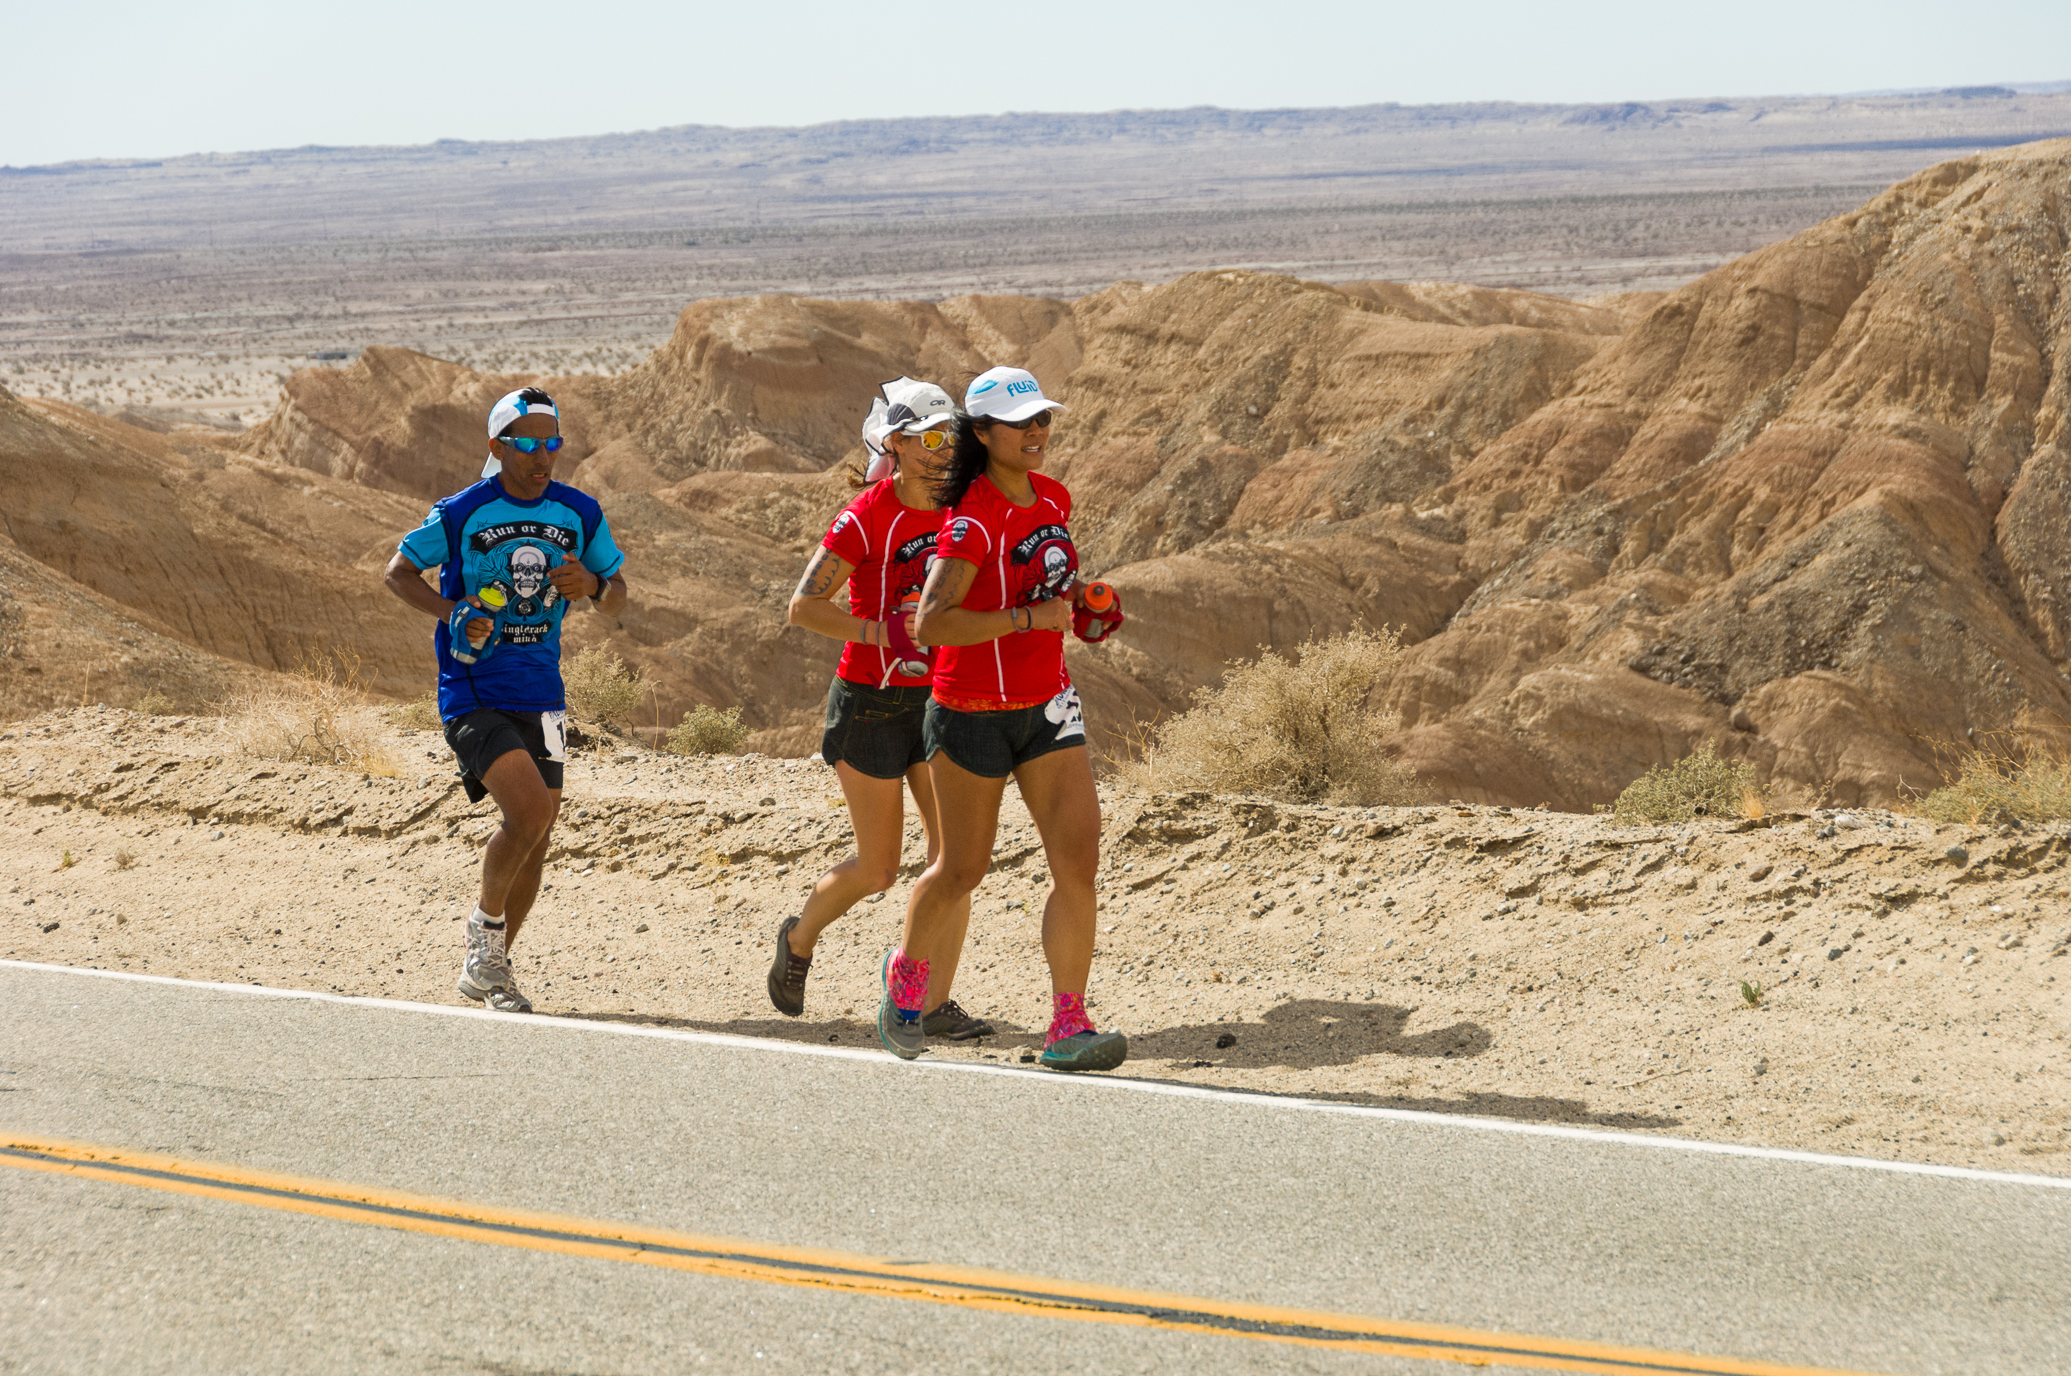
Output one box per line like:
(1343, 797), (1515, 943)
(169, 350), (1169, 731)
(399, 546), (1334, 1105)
(1006, 380), (1039, 396)
(971, 380), (998, 394)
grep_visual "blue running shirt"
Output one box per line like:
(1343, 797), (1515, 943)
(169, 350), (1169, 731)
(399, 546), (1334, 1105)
(397, 477), (626, 721)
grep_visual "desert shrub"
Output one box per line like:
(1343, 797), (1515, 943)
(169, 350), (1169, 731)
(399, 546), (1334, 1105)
(1917, 745), (2071, 824)
(1141, 628), (1420, 805)
(1610, 741), (1766, 824)
(133, 689), (177, 715)
(0, 590), (25, 659)
(666, 703), (749, 756)
(218, 653), (398, 773)
(386, 691), (442, 731)
(564, 646), (644, 728)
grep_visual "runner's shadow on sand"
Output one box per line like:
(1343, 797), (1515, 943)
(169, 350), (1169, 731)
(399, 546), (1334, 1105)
(559, 1005), (1677, 1130)
(558, 999), (1484, 1070)
(1131, 999), (1491, 1070)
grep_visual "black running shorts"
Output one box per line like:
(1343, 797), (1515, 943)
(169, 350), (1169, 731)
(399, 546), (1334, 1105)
(820, 678), (932, 780)
(444, 707), (567, 802)
(923, 688), (1085, 779)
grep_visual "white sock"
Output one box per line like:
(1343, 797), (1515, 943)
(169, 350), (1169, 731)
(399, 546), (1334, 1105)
(473, 906), (505, 929)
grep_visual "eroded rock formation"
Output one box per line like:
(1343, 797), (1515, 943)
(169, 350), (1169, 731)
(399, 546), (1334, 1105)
(14, 140), (2071, 808)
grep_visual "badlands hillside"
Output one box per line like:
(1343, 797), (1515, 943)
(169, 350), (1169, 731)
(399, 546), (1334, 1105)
(4, 141), (2071, 815)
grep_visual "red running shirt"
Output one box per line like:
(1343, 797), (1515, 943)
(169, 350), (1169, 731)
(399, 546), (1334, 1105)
(931, 472), (1078, 708)
(821, 480), (940, 686)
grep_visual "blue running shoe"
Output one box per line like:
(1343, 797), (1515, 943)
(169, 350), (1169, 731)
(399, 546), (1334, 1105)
(1039, 1030), (1128, 1073)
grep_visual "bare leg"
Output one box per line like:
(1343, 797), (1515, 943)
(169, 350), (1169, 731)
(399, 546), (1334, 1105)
(900, 752), (1006, 978)
(907, 760), (974, 1011)
(790, 763), (906, 956)
(475, 749), (562, 950)
(1011, 747), (1101, 996)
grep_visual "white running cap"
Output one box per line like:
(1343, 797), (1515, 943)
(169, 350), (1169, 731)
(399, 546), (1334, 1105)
(964, 366), (1064, 423)
(482, 387), (560, 478)
(862, 376), (955, 482)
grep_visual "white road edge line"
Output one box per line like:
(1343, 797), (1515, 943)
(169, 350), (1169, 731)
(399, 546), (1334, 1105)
(9, 958), (2066, 1193)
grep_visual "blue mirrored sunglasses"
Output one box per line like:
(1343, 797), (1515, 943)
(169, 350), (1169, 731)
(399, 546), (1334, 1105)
(496, 435), (564, 454)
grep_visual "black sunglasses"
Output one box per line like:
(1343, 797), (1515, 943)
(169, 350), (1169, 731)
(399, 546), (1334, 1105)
(982, 410), (1053, 431)
(496, 435), (565, 454)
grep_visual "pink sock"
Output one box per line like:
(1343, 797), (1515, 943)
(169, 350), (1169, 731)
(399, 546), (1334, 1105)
(888, 950), (930, 1017)
(1047, 991), (1094, 1044)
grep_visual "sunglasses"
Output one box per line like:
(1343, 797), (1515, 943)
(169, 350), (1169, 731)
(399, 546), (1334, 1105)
(495, 435), (564, 454)
(983, 410), (1053, 431)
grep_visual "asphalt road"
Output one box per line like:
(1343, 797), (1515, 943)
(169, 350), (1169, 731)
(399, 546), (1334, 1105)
(2, 962), (2066, 1376)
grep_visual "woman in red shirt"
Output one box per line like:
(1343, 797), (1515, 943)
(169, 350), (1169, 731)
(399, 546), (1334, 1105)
(878, 366), (1127, 1072)
(776, 378), (989, 1040)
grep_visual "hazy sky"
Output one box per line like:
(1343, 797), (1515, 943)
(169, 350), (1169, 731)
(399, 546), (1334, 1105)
(11, 0), (2069, 166)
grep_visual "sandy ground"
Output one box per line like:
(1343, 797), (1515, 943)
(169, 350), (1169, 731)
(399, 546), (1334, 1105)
(4, 705), (2068, 1175)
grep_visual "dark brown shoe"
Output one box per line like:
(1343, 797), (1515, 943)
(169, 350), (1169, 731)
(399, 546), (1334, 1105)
(921, 999), (994, 1041)
(767, 915), (811, 1016)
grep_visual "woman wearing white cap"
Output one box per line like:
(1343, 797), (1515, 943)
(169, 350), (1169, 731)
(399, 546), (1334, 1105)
(877, 366), (1127, 1071)
(772, 377), (991, 1039)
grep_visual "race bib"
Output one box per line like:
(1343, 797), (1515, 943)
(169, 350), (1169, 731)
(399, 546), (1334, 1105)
(1044, 689), (1085, 741)
(540, 710), (569, 763)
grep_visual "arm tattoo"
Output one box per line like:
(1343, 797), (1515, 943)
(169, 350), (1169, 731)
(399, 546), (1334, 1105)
(795, 548), (846, 600)
(918, 558), (978, 618)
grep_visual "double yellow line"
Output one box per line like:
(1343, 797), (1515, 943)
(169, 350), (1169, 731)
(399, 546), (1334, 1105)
(4, 1133), (1884, 1376)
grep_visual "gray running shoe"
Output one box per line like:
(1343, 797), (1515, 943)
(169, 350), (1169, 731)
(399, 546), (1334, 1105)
(767, 915), (812, 1017)
(876, 949), (925, 1061)
(456, 913), (512, 1003)
(922, 1000), (995, 1041)
(485, 980), (534, 1014)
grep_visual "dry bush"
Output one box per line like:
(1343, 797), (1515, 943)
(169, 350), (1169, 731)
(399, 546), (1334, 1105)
(218, 653), (398, 774)
(666, 704), (749, 756)
(1104, 713), (1168, 791)
(564, 647), (644, 729)
(386, 691), (441, 731)
(1917, 742), (2071, 824)
(0, 589), (26, 659)
(1610, 741), (1766, 824)
(1143, 628), (1420, 805)
(133, 689), (177, 715)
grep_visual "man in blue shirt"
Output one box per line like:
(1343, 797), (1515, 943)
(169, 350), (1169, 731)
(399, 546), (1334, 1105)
(383, 387), (628, 1013)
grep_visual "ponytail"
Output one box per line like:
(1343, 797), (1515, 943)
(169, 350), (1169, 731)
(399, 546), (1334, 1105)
(933, 413), (992, 509)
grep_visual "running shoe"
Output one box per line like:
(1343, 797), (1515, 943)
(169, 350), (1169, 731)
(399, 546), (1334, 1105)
(1039, 1030), (1129, 1073)
(456, 912), (512, 1003)
(922, 1000), (995, 1040)
(876, 949), (925, 1061)
(767, 915), (812, 1017)
(485, 980), (534, 1014)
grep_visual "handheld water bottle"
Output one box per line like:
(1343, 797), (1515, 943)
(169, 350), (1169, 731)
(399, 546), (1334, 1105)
(1071, 580), (1124, 643)
(448, 587), (507, 665)
(876, 595), (932, 685)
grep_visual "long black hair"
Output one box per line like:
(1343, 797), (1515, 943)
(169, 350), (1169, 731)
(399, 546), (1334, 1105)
(933, 412), (995, 509)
